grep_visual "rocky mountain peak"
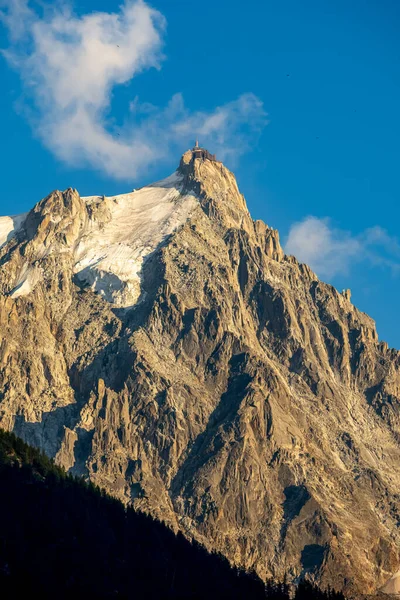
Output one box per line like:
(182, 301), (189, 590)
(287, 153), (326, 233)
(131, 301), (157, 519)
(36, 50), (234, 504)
(178, 145), (253, 234)
(0, 150), (400, 596)
(24, 188), (89, 244)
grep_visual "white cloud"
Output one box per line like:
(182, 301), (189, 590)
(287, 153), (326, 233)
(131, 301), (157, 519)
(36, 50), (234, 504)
(0, 0), (32, 41)
(285, 216), (400, 279)
(0, 0), (267, 180)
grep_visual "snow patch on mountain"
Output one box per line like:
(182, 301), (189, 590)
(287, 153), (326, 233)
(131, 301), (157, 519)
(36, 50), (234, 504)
(0, 214), (27, 248)
(1, 172), (198, 307)
(10, 265), (42, 299)
(75, 171), (198, 306)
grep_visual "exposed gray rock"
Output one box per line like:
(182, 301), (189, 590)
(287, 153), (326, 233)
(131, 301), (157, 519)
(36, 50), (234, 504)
(0, 149), (399, 595)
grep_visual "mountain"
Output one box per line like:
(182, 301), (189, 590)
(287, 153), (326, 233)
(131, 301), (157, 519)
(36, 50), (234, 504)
(0, 147), (399, 596)
(0, 428), (347, 599)
(0, 428), (265, 599)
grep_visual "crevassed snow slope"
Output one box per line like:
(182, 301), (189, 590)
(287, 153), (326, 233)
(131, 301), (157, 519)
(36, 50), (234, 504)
(76, 171), (198, 307)
(0, 214), (27, 248)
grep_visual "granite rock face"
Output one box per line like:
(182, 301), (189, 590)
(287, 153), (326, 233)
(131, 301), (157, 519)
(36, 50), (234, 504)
(1, 149), (400, 595)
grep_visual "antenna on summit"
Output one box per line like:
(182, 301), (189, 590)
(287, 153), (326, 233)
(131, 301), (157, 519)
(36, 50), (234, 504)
(191, 139), (217, 162)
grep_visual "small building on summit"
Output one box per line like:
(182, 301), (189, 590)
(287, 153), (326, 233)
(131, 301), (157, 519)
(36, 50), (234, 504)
(192, 140), (217, 162)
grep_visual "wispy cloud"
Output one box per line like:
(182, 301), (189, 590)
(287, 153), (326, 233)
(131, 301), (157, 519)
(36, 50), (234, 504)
(0, 0), (32, 41)
(284, 216), (400, 279)
(0, 0), (267, 180)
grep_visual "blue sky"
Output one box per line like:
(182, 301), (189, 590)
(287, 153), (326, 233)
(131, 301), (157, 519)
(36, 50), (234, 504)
(0, 0), (400, 346)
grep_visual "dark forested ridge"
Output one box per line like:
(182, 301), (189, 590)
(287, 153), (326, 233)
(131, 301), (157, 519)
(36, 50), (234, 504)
(0, 430), (345, 599)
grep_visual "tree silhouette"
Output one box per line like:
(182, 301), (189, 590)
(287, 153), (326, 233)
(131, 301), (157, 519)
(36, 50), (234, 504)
(0, 429), (346, 599)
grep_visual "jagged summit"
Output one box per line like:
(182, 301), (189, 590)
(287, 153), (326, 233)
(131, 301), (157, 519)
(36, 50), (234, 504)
(0, 148), (400, 596)
(0, 150), (272, 306)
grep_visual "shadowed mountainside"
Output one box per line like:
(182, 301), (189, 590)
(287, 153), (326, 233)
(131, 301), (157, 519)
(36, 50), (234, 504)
(0, 429), (346, 600)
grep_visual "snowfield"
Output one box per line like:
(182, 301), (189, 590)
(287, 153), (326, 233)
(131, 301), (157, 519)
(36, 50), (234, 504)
(0, 213), (27, 248)
(77, 172), (199, 306)
(1, 172), (199, 307)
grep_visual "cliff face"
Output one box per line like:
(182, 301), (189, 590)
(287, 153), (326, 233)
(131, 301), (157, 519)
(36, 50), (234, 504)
(1, 149), (400, 595)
